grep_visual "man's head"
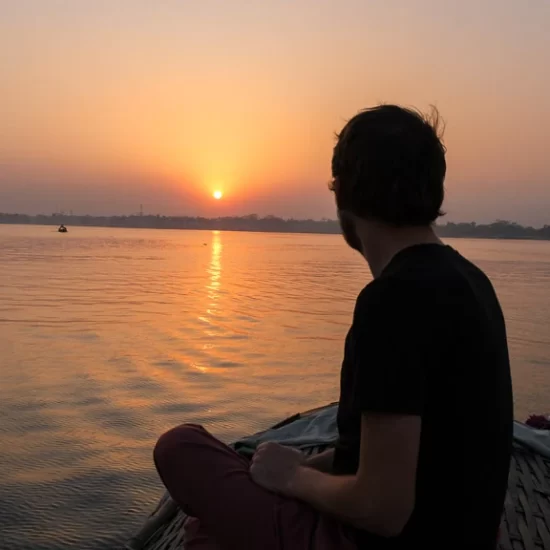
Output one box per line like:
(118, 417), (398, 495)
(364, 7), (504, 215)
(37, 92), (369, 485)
(330, 105), (446, 253)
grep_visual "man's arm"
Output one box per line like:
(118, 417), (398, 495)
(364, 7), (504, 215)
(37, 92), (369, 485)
(291, 285), (426, 535)
(289, 413), (420, 537)
(304, 448), (334, 473)
(251, 282), (427, 536)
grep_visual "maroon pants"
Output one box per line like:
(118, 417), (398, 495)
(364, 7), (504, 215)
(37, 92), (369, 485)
(154, 424), (357, 550)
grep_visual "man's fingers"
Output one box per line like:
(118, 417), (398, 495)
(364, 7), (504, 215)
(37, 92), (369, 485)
(252, 445), (269, 463)
(257, 441), (277, 451)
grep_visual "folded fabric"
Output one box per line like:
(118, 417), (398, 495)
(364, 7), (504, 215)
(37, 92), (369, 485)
(233, 404), (339, 457)
(234, 403), (550, 460)
(513, 420), (550, 459)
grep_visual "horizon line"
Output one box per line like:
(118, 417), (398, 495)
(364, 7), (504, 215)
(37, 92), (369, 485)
(0, 211), (548, 230)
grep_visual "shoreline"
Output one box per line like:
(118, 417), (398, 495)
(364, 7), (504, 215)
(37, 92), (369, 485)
(1, 217), (549, 241)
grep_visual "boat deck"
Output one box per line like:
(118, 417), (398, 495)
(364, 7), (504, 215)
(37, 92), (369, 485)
(500, 442), (550, 550)
(127, 427), (550, 550)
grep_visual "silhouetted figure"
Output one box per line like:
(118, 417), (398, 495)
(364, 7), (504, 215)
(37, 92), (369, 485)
(58, 224), (67, 233)
(153, 105), (513, 550)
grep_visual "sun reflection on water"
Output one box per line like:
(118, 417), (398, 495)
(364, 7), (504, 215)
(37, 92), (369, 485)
(194, 231), (223, 372)
(208, 230), (222, 300)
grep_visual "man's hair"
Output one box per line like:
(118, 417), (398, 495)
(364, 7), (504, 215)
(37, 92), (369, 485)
(330, 104), (446, 226)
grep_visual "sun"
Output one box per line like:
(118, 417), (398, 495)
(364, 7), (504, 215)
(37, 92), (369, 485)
(213, 190), (223, 200)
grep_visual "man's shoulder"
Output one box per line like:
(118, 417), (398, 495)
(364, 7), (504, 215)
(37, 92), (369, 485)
(353, 277), (430, 327)
(356, 274), (432, 310)
(355, 248), (499, 323)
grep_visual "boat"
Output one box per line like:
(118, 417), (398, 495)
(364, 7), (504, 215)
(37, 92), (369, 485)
(58, 225), (68, 233)
(126, 403), (550, 550)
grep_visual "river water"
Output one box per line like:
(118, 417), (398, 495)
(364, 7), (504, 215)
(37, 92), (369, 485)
(0, 225), (548, 549)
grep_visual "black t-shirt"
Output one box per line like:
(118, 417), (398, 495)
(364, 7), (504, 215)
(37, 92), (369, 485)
(334, 244), (513, 549)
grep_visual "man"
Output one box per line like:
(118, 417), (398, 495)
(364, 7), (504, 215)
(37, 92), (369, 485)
(154, 105), (513, 549)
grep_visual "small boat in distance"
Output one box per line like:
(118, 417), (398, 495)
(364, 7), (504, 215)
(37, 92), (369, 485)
(58, 224), (68, 233)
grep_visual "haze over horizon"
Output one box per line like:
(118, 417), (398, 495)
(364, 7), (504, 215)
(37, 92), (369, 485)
(1, 1), (549, 226)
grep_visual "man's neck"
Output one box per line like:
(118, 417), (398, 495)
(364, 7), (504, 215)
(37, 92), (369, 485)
(360, 223), (443, 279)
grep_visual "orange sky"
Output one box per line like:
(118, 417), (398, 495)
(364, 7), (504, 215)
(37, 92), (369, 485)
(1, 1), (549, 225)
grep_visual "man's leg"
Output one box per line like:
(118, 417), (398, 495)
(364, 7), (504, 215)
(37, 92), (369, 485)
(182, 516), (222, 550)
(154, 423), (280, 549)
(154, 424), (356, 550)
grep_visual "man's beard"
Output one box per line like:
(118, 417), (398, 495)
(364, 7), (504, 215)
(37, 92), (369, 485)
(337, 210), (363, 253)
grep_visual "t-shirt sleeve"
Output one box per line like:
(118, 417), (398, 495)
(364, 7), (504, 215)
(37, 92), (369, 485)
(352, 280), (435, 416)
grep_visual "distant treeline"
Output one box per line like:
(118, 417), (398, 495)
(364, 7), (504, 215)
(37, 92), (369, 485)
(1, 213), (550, 240)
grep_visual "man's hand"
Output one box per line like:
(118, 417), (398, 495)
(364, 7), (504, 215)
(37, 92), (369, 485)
(250, 442), (306, 495)
(250, 414), (420, 537)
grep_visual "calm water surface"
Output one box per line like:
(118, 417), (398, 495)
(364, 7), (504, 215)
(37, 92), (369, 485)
(0, 225), (549, 549)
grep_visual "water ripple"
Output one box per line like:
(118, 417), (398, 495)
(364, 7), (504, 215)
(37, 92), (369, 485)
(0, 226), (549, 549)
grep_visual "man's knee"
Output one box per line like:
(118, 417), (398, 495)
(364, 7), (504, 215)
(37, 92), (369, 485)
(154, 423), (208, 473)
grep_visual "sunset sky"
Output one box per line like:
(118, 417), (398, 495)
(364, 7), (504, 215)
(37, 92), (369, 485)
(1, 1), (549, 225)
